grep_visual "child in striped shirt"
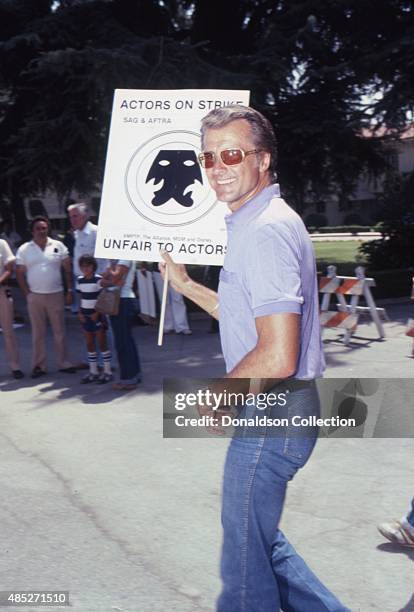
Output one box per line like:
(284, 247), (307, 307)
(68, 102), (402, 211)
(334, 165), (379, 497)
(77, 254), (112, 383)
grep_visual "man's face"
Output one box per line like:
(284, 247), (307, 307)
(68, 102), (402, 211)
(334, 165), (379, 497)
(69, 208), (87, 230)
(32, 221), (49, 242)
(202, 119), (271, 212)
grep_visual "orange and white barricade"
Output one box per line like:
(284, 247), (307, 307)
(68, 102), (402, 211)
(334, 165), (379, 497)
(319, 265), (386, 345)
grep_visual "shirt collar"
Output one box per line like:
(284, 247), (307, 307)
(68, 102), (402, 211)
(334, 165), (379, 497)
(225, 183), (281, 229)
(78, 221), (93, 236)
(31, 238), (52, 248)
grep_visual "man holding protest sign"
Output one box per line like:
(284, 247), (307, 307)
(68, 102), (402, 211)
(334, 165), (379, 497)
(160, 105), (349, 611)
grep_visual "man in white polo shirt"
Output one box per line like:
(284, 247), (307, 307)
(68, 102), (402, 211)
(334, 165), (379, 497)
(16, 216), (76, 378)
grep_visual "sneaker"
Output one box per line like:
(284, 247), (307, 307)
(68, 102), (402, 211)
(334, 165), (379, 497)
(97, 373), (113, 384)
(81, 373), (99, 384)
(378, 520), (414, 547)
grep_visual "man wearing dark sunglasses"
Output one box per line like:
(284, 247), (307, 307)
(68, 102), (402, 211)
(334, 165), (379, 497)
(160, 105), (349, 611)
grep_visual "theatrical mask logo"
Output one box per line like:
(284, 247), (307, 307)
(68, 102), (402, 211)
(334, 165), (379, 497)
(125, 130), (217, 227)
(146, 150), (202, 208)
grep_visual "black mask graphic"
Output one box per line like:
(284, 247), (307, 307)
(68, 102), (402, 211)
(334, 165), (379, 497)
(145, 150), (203, 207)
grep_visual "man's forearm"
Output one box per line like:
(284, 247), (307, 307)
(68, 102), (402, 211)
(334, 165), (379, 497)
(62, 261), (73, 291)
(0, 261), (15, 286)
(64, 270), (73, 291)
(0, 270), (11, 285)
(159, 252), (219, 319)
(180, 278), (219, 320)
(226, 345), (296, 380)
(16, 270), (30, 296)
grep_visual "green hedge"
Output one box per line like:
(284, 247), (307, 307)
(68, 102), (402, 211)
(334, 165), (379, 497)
(369, 268), (413, 300)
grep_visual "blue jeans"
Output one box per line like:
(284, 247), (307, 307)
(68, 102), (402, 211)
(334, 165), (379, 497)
(110, 298), (141, 384)
(218, 382), (350, 612)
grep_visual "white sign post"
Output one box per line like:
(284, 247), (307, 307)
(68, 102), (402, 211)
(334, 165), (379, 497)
(95, 89), (250, 343)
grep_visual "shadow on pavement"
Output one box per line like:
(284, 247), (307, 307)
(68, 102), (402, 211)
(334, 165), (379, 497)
(377, 543), (414, 611)
(377, 542), (414, 560)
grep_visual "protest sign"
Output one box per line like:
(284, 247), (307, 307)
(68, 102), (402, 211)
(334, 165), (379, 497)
(95, 89), (250, 265)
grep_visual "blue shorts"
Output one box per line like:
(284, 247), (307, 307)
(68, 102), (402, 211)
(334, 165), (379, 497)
(82, 314), (108, 333)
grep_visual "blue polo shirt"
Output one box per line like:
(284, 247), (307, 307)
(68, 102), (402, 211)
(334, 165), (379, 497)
(218, 184), (325, 379)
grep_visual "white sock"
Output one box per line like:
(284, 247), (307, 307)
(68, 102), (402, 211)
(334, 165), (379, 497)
(102, 350), (112, 375)
(88, 352), (98, 375)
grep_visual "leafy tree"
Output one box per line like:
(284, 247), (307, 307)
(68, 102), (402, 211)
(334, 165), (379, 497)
(0, 0), (413, 233)
(359, 171), (414, 269)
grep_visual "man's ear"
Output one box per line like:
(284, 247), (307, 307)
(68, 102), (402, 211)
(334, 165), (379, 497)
(259, 152), (271, 173)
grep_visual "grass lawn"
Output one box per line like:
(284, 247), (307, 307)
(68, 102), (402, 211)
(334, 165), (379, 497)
(313, 239), (412, 297)
(313, 240), (367, 275)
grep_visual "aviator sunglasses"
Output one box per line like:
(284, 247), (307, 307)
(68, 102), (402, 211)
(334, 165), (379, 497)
(198, 148), (262, 169)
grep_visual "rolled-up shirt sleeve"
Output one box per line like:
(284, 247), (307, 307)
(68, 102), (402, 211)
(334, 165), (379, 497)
(244, 223), (304, 318)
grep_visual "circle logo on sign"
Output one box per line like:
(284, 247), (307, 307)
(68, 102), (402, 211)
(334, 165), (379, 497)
(125, 130), (217, 227)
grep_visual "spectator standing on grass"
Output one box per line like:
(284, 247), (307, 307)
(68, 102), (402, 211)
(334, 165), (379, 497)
(15, 216), (76, 378)
(76, 255), (112, 384)
(0, 238), (23, 379)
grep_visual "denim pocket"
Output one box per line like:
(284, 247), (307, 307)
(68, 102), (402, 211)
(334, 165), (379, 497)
(282, 385), (319, 464)
(283, 431), (317, 464)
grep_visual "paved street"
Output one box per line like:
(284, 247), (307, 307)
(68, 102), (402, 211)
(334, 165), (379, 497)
(0, 294), (413, 612)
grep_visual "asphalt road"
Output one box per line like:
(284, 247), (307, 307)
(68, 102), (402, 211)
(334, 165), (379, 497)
(0, 303), (413, 612)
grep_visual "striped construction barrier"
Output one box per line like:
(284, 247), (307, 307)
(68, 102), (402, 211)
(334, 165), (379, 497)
(319, 265), (385, 345)
(319, 277), (340, 294)
(319, 277), (365, 296)
(320, 311), (358, 331)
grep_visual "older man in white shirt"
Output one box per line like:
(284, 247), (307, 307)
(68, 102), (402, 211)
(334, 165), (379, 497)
(67, 203), (107, 276)
(68, 202), (107, 316)
(16, 216), (75, 378)
(68, 202), (112, 367)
